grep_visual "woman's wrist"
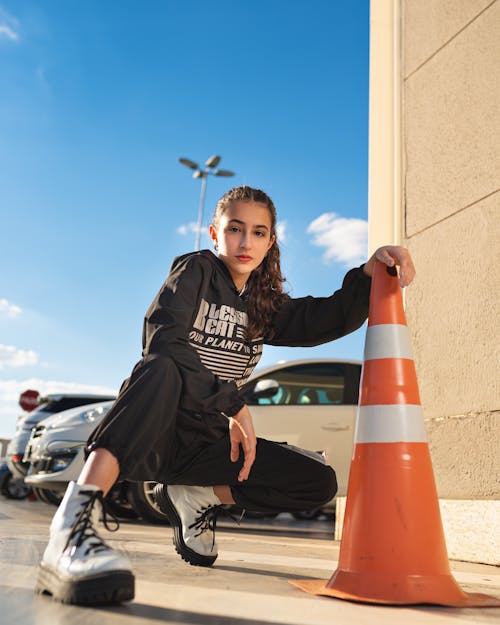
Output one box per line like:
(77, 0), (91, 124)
(224, 399), (245, 418)
(233, 404), (249, 420)
(362, 258), (375, 278)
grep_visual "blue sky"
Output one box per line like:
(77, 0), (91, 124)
(0, 1), (369, 437)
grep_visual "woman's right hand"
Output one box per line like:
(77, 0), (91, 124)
(229, 405), (257, 482)
(363, 245), (416, 287)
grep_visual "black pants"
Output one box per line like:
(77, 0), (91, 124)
(166, 435), (337, 513)
(87, 354), (337, 513)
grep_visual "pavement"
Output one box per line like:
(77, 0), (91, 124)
(1, 497), (499, 625)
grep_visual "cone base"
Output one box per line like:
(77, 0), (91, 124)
(289, 572), (500, 607)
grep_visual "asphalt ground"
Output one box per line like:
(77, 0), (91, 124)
(1, 497), (499, 625)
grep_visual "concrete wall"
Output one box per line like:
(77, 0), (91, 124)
(402, 0), (500, 498)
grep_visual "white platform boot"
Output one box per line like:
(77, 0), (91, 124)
(36, 481), (135, 605)
(154, 484), (222, 567)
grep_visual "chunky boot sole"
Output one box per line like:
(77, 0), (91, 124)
(35, 563), (135, 605)
(153, 484), (217, 567)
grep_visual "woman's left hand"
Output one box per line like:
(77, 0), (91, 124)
(229, 405), (257, 482)
(363, 245), (416, 287)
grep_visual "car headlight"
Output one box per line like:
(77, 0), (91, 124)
(49, 450), (78, 472)
(81, 405), (111, 423)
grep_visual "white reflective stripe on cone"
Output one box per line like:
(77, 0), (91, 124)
(354, 404), (427, 443)
(364, 324), (413, 361)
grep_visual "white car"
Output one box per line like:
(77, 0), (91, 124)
(24, 402), (115, 491)
(243, 358), (361, 506)
(6, 393), (115, 479)
(24, 358), (361, 520)
(24, 401), (141, 518)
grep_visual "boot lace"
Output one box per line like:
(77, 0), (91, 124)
(189, 505), (244, 550)
(63, 489), (120, 557)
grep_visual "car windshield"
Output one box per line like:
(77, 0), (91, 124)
(37, 396), (115, 414)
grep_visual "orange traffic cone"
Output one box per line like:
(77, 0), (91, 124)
(290, 261), (500, 606)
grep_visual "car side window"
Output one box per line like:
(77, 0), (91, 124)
(247, 362), (361, 406)
(254, 385), (291, 405)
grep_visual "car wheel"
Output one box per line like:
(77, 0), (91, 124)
(292, 508), (321, 521)
(31, 487), (45, 502)
(127, 481), (170, 524)
(32, 487), (62, 505)
(2, 473), (32, 500)
(105, 482), (139, 520)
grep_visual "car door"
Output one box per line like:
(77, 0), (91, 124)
(245, 361), (361, 497)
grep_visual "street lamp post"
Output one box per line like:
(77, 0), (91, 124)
(179, 155), (235, 251)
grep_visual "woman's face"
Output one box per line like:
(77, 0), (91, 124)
(210, 200), (275, 290)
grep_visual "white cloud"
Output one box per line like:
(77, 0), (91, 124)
(0, 379), (118, 437)
(0, 23), (18, 40)
(177, 222), (201, 236)
(276, 220), (287, 243)
(307, 212), (368, 266)
(0, 344), (39, 369)
(177, 222), (212, 248)
(0, 8), (19, 42)
(36, 65), (51, 94)
(0, 298), (22, 318)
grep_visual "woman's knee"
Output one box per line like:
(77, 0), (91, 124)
(314, 464), (338, 506)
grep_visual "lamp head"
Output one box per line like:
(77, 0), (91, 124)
(205, 155), (221, 168)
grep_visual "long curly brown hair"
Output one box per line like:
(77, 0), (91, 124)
(212, 186), (289, 341)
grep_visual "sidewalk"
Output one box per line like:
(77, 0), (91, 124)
(2, 497), (499, 625)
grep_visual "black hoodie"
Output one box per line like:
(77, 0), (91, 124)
(142, 250), (371, 419)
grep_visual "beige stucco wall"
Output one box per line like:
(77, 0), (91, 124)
(402, 0), (500, 498)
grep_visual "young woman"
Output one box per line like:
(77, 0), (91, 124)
(36, 186), (415, 606)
